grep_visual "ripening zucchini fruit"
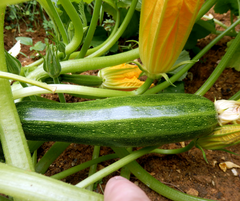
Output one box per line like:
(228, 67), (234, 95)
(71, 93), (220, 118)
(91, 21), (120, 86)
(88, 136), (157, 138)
(16, 93), (218, 147)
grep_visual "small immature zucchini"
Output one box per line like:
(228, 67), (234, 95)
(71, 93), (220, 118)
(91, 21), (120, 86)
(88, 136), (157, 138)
(16, 93), (218, 147)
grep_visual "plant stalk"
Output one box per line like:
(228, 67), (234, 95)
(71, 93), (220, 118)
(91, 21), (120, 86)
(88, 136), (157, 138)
(87, 0), (138, 58)
(112, 147), (214, 201)
(195, 31), (240, 96)
(76, 146), (159, 188)
(0, 6), (34, 171)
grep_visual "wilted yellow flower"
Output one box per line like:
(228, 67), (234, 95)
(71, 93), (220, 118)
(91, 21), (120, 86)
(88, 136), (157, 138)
(98, 63), (150, 91)
(215, 100), (240, 125)
(139, 0), (204, 79)
(197, 125), (240, 150)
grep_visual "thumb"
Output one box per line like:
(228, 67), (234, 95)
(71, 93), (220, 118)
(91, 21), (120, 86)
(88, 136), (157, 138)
(104, 176), (150, 201)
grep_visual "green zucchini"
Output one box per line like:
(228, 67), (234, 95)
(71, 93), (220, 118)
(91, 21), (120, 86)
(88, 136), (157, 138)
(16, 93), (218, 147)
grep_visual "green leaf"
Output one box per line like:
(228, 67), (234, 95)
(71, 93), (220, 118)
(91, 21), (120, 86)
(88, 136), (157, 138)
(109, 41), (118, 53)
(185, 20), (214, 50)
(117, 0), (142, 11)
(214, 0), (239, 16)
(119, 8), (140, 39)
(69, 0), (92, 4)
(168, 50), (191, 81)
(90, 26), (108, 47)
(15, 37), (33, 46)
(159, 81), (185, 93)
(30, 41), (46, 51)
(226, 40), (240, 71)
(5, 50), (22, 75)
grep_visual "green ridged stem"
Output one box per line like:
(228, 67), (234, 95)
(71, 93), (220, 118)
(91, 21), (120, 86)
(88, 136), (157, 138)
(120, 147), (132, 179)
(145, 18), (240, 95)
(0, 162), (103, 201)
(229, 90), (240, 100)
(238, 0), (240, 16)
(76, 146), (159, 188)
(85, 3), (120, 57)
(133, 77), (154, 95)
(38, 0), (68, 44)
(35, 142), (70, 174)
(195, 31), (240, 96)
(58, 0), (83, 55)
(13, 83), (132, 100)
(76, 0), (103, 59)
(0, 0), (30, 6)
(51, 153), (118, 180)
(25, 5), (120, 68)
(0, 6), (34, 171)
(25, 48), (139, 81)
(87, 0), (138, 58)
(151, 141), (195, 155)
(112, 147), (215, 201)
(19, 82), (38, 101)
(28, 141), (45, 153)
(86, 146), (101, 191)
(32, 150), (38, 168)
(0, 71), (56, 92)
(60, 74), (103, 86)
(53, 77), (66, 103)
(196, 0), (218, 21)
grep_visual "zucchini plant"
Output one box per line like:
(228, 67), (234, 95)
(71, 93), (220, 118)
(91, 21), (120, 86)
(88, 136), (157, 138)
(1, 0), (240, 201)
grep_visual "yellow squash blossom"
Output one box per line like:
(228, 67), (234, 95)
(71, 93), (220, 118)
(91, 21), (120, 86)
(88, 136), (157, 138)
(197, 125), (240, 150)
(214, 100), (240, 125)
(139, 0), (204, 79)
(98, 63), (151, 91)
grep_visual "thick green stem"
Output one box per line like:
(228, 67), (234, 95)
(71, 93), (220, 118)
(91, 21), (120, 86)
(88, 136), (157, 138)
(145, 18), (240, 95)
(0, 0), (30, 6)
(20, 82), (38, 101)
(26, 48), (139, 81)
(0, 6), (34, 171)
(133, 77), (154, 95)
(45, 0), (68, 43)
(51, 154), (118, 180)
(76, 0), (103, 59)
(0, 71), (56, 92)
(0, 162), (103, 201)
(58, 0), (83, 55)
(12, 83), (132, 100)
(195, 31), (240, 96)
(238, 0), (240, 16)
(60, 74), (103, 86)
(76, 146), (159, 188)
(87, 0), (138, 58)
(229, 90), (240, 100)
(112, 147), (214, 201)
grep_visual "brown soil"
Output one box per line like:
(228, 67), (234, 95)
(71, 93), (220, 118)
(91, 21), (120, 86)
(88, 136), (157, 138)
(4, 10), (240, 201)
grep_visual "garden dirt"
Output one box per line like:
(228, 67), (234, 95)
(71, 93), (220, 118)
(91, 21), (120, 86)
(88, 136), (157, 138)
(4, 9), (240, 201)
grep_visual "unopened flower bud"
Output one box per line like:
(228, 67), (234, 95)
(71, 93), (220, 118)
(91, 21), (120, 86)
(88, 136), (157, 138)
(43, 44), (61, 78)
